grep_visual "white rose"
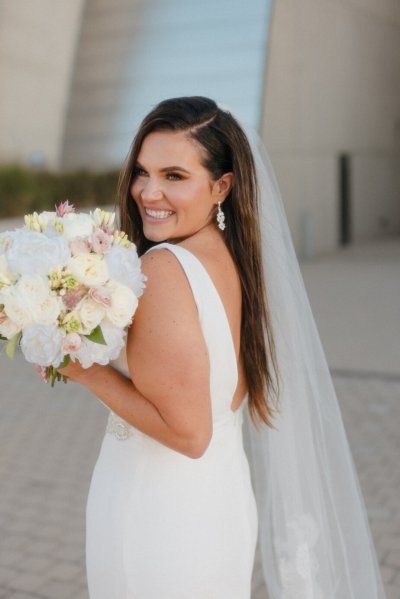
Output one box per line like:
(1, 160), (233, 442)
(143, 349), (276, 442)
(61, 213), (94, 241)
(67, 253), (109, 287)
(72, 320), (126, 368)
(0, 254), (18, 286)
(21, 325), (65, 367)
(75, 297), (105, 334)
(105, 245), (146, 297)
(106, 282), (138, 328)
(6, 230), (71, 275)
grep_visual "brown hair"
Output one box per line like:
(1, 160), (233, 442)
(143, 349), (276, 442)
(118, 96), (280, 428)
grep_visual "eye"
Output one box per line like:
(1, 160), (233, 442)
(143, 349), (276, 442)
(166, 172), (182, 181)
(133, 167), (147, 177)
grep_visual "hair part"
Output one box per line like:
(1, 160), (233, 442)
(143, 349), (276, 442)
(118, 96), (281, 428)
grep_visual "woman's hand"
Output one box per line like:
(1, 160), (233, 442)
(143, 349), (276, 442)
(57, 359), (101, 385)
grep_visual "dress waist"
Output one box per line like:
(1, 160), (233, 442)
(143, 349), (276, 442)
(106, 402), (245, 442)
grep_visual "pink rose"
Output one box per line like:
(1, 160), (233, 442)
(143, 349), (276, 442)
(70, 237), (92, 256)
(62, 332), (82, 354)
(91, 230), (112, 254)
(89, 286), (112, 308)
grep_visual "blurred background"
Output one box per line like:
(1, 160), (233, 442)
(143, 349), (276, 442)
(0, 0), (399, 256)
(0, 1), (399, 598)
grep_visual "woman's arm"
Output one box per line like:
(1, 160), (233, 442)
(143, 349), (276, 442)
(60, 248), (213, 459)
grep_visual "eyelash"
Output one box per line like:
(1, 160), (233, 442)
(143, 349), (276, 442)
(134, 168), (182, 181)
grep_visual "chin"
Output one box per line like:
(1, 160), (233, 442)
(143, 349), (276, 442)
(143, 228), (171, 243)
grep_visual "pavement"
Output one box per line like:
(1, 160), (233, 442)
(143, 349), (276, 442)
(0, 232), (399, 599)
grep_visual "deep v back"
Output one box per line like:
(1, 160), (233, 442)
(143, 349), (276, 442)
(145, 242), (247, 421)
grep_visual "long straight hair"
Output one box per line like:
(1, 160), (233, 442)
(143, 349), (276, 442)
(119, 96), (280, 428)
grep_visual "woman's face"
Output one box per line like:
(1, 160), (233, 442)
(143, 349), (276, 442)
(130, 130), (232, 243)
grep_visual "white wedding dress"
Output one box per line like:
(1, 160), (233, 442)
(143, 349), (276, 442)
(86, 242), (258, 599)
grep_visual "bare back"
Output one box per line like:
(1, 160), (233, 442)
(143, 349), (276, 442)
(177, 233), (248, 412)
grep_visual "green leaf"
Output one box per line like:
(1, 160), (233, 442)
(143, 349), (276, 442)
(58, 354), (70, 369)
(6, 332), (22, 359)
(0, 334), (8, 341)
(84, 325), (106, 345)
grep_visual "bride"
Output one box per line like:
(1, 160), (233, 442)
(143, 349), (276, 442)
(59, 96), (387, 598)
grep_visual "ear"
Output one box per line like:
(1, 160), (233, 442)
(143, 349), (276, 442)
(212, 172), (234, 200)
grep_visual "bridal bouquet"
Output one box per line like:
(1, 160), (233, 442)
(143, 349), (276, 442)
(0, 201), (146, 385)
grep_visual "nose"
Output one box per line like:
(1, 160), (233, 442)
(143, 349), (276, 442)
(139, 178), (164, 202)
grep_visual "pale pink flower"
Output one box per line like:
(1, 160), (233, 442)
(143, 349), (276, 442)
(70, 237), (92, 256)
(55, 200), (75, 217)
(35, 364), (48, 383)
(91, 230), (112, 254)
(63, 286), (87, 310)
(89, 286), (112, 308)
(62, 332), (82, 354)
(100, 223), (116, 236)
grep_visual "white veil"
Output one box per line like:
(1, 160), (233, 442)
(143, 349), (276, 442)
(228, 118), (388, 597)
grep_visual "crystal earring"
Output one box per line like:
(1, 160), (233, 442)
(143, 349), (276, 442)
(216, 202), (226, 231)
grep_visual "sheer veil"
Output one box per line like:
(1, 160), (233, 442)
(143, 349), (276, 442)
(225, 113), (388, 597)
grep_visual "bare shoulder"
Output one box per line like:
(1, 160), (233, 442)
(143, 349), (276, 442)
(138, 247), (196, 312)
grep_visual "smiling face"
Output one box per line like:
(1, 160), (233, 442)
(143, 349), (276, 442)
(130, 130), (232, 243)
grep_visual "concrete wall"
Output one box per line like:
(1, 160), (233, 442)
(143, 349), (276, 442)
(261, 0), (400, 256)
(0, 0), (85, 168)
(61, 0), (271, 169)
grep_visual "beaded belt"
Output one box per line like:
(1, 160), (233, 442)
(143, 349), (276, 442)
(106, 411), (135, 441)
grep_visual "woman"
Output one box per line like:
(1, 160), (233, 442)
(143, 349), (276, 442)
(60, 96), (387, 598)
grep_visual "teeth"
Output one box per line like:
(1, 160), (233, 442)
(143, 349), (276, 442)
(145, 208), (174, 219)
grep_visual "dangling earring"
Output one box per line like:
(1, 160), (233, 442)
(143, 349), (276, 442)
(216, 201), (226, 231)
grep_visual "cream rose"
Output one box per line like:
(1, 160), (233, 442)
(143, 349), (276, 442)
(67, 253), (109, 287)
(106, 282), (138, 328)
(1, 274), (62, 328)
(75, 297), (105, 334)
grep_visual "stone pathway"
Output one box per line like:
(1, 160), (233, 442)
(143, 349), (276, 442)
(0, 235), (399, 598)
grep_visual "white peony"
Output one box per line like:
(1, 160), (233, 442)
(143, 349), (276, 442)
(72, 320), (126, 368)
(21, 324), (65, 367)
(6, 230), (71, 275)
(106, 282), (138, 328)
(67, 253), (109, 287)
(75, 297), (105, 334)
(105, 245), (147, 297)
(61, 213), (95, 241)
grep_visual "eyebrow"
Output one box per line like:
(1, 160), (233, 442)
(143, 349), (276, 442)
(136, 161), (191, 174)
